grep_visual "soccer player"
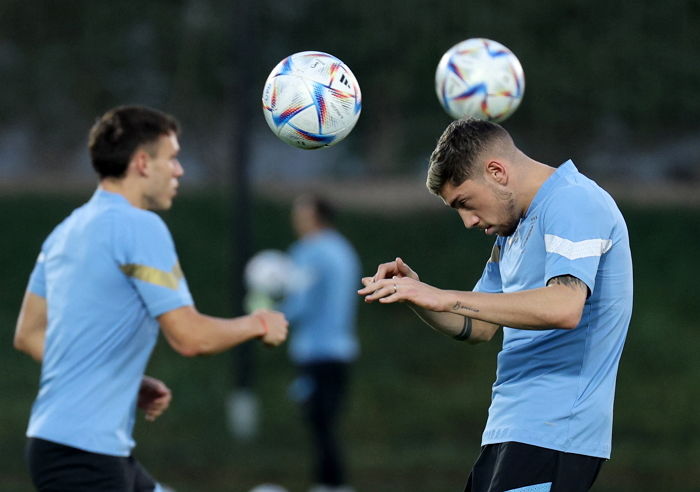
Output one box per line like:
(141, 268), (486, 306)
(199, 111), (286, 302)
(13, 105), (288, 491)
(358, 118), (632, 492)
(281, 194), (360, 492)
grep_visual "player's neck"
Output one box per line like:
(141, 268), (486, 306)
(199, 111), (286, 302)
(301, 224), (329, 238)
(518, 161), (556, 214)
(99, 178), (146, 209)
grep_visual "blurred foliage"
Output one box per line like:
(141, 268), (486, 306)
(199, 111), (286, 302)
(1, 0), (699, 177)
(1, 191), (699, 491)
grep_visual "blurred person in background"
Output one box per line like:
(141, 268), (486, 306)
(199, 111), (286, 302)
(281, 194), (361, 492)
(13, 105), (288, 492)
(359, 118), (632, 492)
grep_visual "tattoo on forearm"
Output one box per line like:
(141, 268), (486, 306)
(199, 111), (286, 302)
(453, 302), (480, 313)
(548, 275), (588, 293)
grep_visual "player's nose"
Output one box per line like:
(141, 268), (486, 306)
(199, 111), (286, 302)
(173, 159), (184, 177)
(459, 211), (480, 229)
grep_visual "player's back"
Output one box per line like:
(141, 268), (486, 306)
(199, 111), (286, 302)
(27, 189), (163, 455)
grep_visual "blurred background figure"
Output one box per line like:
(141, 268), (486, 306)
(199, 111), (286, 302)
(281, 193), (361, 492)
(227, 249), (301, 440)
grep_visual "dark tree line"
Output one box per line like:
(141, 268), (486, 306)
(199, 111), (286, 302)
(1, 0), (698, 179)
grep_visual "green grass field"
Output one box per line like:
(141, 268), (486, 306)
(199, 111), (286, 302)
(1, 190), (699, 491)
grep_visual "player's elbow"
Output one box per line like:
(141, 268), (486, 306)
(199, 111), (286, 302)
(165, 333), (215, 357)
(544, 282), (587, 330)
(548, 306), (583, 330)
(14, 333), (42, 361)
(159, 306), (215, 357)
(169, 340), (202, 357)
(557, 314), (581, 330)
(467, 321), (499, 343)
(13, 333), (29, 353)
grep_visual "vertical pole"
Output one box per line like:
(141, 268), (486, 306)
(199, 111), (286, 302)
(227, 0), (260, 440)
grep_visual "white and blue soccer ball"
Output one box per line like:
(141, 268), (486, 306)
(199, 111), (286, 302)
(435, 38), (525, 122)
(244, 249), (309, 299)
(262, 51), (362, 149)
(244, 250), (295, 298)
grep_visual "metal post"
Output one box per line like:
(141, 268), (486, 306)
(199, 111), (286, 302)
(226, 0), (260, 440)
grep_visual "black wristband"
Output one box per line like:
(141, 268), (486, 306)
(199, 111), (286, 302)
(454, 316), (472, 341)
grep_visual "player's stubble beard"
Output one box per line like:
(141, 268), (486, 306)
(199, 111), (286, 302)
(490, 183), (519, 237)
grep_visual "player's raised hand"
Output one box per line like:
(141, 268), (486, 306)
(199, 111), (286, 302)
(253, 309), (289, 347)
(360, 256), (420, 289)
(358, 274), (447, 312)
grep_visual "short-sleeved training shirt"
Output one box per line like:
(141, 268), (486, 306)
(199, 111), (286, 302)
(474, 160), (633, 459)
(26, 189), (193, 456)
(281, 229), (360, 365)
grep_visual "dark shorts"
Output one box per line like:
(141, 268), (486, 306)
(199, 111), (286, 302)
(26, 437), (158, 492)
(465, 442), (605, 492)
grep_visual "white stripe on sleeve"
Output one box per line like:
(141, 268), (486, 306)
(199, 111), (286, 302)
(544, 234), (612, 260)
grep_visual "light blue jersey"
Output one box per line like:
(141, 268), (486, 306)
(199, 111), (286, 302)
(281, 229), (360, 365)
(26, 189), (193, 456)
(474, 161), (632, 459)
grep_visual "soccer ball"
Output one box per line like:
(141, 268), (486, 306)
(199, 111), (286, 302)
(244, 250), (295, 298)
(435, 38), (525, 122)
(244, 249), (310, 299)
(261, 51), (362, 149)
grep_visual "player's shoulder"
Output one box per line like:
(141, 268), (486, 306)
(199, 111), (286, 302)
(544, 169), (614, 214)
(316, 231), (358, 259)
(113, 205), (168, 232)
(101, 207), (173, 259)
(552, 165), (598, 194)
(539, 168), (624, 234)
(42, 201), (94, 246)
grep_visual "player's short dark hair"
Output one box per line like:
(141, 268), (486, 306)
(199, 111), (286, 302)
(426, 117), (512, 196)
(296, 193), (337, 226)
(88, 105), (180, 179)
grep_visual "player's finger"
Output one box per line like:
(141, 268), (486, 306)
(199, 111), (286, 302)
(264, 329), (286, 346)
(144, 405), (162, 421)
(146, 408), (163, 421)
(396, 257), (418, 279)
(371, 261), (398, 283)
(361, 279), (395, 302)
(358, 277), (381, 293)
(357, 279), (382, 296)
(378, 283), (403, 304)
(157, 392), (172, 405)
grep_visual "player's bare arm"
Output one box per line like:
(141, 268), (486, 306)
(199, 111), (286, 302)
(359, 258), (499, 342)
(446, 277), (587, 330)
(361, 270), (588, 331)
(547, 274), (590, 295)
(408, 306), (500, 343)
(13, 291), (47, 362)
(158, 306), (288, 357)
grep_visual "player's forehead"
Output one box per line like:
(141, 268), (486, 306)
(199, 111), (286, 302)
(150, 132), (179, 156)
(440, 178), (483, 207)
(161, 132), (179, 153)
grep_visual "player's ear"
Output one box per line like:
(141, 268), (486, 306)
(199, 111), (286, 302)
(485, 160), (507, 185)
(131, 149), (150, 177)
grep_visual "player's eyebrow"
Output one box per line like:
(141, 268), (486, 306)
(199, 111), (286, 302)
(449, 195), (464, 209)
